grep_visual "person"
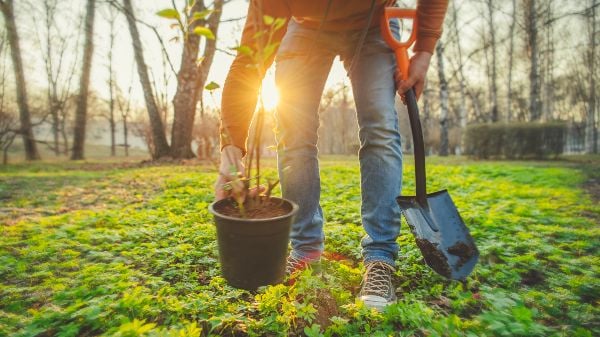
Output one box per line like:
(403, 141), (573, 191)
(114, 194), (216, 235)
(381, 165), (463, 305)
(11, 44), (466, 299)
(215, 0), (448, 311)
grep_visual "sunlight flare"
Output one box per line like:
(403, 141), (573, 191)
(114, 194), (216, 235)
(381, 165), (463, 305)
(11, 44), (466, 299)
(260, 78), (280, 111)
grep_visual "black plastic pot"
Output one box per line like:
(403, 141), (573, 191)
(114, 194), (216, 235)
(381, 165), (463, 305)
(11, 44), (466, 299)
(208, 197), (298, 290)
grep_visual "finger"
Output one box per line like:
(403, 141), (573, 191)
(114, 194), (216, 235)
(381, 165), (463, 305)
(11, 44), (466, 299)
(215, 191), (226, 201)
(248, 185), (266, 197)
(398, 76), (418, 95)
(215, 177), (228, 200)
(215, 187), (228, 201)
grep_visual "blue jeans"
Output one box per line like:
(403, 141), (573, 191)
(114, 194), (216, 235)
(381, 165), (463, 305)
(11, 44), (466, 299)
(275, 20), (403, 266)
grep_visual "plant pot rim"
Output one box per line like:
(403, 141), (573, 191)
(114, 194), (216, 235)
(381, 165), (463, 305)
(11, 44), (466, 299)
(208, 197), (299, 223)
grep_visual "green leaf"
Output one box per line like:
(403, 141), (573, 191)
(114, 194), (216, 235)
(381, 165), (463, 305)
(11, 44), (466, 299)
(204, 81), (220, 91)
(156, 8), (180, 20)
(232, 45), (253, 57)
(273, 17), (287, 31)
(262, 42), (280, 62)
(263, 15), (274, 25)
(304, 324), (323, 337)
(193, 9), (213, 20)
(193, 27), (215, 40)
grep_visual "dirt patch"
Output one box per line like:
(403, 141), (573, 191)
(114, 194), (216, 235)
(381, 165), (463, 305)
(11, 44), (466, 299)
(520, 269), (545, 286)
(415, 238), (450, 278)
(447, 241), (478, 269)
(313, 289), (339, 328)
(215, 198), (290, 219)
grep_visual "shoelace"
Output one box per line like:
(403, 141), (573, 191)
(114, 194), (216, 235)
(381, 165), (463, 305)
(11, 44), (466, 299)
(361, 261), (395, 296)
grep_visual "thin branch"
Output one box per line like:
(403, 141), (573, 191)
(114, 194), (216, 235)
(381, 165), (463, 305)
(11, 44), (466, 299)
(220, 16), (245, 23)
(545, 2), (600, 25)
(217, 47), (235, 56)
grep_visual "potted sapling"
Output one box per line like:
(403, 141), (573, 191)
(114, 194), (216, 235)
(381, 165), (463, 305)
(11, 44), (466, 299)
(208, 15), (298, 290)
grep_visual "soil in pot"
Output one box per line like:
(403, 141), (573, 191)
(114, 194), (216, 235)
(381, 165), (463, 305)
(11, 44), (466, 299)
(215, 197), (291, 219)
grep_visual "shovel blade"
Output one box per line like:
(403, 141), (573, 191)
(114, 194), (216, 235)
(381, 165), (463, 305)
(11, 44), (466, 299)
(397, 190), (479, 280)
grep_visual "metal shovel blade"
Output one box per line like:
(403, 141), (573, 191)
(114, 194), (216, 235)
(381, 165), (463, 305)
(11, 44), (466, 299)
(397, 190), (479, 280)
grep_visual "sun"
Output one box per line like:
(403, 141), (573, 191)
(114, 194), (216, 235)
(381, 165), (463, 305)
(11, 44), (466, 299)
(260, 78), (280, 111)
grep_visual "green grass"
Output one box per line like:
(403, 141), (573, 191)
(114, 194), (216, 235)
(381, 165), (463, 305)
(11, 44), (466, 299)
(0, 156), (598, 336)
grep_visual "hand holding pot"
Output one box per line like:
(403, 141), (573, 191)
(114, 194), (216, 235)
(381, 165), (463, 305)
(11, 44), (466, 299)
(215, 145), (245, 201)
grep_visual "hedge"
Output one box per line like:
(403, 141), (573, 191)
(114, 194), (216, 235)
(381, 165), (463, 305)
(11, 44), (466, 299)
(465, 122), (566, 159)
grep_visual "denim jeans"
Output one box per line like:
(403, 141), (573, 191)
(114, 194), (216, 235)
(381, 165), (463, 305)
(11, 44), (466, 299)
(275, 20), (402, 266)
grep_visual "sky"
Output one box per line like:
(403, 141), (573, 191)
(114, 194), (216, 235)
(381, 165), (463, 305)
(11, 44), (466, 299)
(9, 0), (589, 117)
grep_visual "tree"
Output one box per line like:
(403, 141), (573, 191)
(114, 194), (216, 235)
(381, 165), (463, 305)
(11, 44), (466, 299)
(585, 0), (598, 153)
(116, 67), (135, 157)
(71, 0), (96, 160)
(506, 0), (517, 121)
(105, 4), (118, 156)
(169, 0), (224, 159)
(121, 0), (171, 159)
(485, 0), (498, 122)
(525, 0), (542, 121)
(34, 0), (80, 157)
(449, 0), (468, 153)
(0, 0), (40, 160)
(0, 33), (16, 164)
(436, 41), (450, 156)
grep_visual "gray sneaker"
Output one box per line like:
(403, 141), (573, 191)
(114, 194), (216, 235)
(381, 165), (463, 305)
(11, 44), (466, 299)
(358, 261), (397, 311)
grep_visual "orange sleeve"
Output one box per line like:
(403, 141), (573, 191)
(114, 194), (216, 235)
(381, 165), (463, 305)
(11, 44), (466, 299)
(220, 0), (290, 155)
(414, 0), (449, 53)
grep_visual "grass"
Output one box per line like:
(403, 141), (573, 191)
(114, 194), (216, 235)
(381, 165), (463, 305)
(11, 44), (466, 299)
(0, 156), (598, 336)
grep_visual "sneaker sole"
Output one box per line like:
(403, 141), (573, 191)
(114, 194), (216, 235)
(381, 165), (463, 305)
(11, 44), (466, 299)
(359, 294), (396, 312)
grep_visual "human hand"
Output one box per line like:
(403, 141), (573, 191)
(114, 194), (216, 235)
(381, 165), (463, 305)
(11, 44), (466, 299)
(215, 145), (245, 201)
(395, 51), (432, 103)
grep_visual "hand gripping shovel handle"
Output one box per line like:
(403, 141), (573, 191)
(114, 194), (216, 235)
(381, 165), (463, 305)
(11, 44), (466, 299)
(380, 8), (427, 206)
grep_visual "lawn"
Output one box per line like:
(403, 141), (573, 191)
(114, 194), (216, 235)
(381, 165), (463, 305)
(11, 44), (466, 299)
(0, 156), (598, 336)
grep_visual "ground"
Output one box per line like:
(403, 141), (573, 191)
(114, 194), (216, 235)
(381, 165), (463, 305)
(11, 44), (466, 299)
(0, 155), (599, 336)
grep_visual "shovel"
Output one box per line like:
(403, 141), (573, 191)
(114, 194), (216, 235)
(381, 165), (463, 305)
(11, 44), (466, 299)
(381, 8), (479, 280)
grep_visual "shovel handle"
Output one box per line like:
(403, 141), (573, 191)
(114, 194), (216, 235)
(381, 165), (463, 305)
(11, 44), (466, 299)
(405, 89), (427, 205)
(380, 8), (417, 82)
(380, 8), (427, 206)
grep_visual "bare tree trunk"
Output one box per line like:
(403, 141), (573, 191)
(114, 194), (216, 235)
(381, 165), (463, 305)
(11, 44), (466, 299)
(107, 6), (117, 156)
(123, 115), (129, 156)
(117, 68), (134, 157)
(0, 50), (17, 165)
(486, 0), (498, 122)
(0, 0), (40, 160)
(586, 0), (598, 153)
(437, 41), (449, 156)
(60, 114), (69, 155)
(40, 0), (59, 156)
(122, 0), (170, 159)
(71, 0), (95, 160)
(542, 0), (555, 122)
(468, 89), (482, 121)
(451, 0), (468, 153)
(171, 0), (224, 159)
(507, 0), (516, 121)
(526, 0), (542, 121)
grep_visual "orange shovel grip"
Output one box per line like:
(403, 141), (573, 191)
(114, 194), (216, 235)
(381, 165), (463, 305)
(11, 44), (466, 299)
(380, 8), (417, 81)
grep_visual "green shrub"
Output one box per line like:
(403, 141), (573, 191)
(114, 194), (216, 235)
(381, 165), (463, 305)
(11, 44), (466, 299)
(465, 122), (566, 159)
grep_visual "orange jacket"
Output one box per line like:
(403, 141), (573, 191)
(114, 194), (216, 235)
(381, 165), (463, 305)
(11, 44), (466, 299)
(220, 0), (449, 154)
